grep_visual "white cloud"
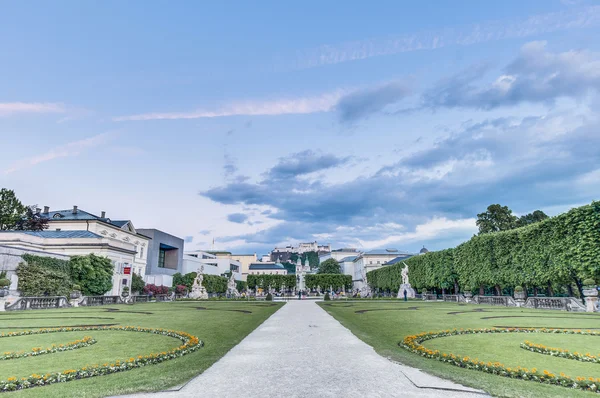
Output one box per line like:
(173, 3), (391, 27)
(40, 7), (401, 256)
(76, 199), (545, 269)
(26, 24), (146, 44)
(0, 102), (66, 117)
(113, 91), (346, 121)
(3, 132), (116, 174)
(355, 217), (477, 249)
(293, 6), (600, 68)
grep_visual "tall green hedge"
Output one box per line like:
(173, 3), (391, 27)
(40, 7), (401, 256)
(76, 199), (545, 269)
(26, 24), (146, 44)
(367, 201), (600, 296)
(247, 274), (296, 291)
(16, 261), (71, 297)
(305, 274), (352, 290)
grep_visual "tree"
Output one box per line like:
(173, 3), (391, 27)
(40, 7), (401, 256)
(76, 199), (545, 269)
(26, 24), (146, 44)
(318, 258), (341, 274)
(132, 272), (145, 294)
(476, 204), (518, 234)
(14, 205), (49, 231)
(0, 188), (26, 230)
(304, 251), (319, 269)
(69, 254), (114, 295)
(516, 210), (549, 227)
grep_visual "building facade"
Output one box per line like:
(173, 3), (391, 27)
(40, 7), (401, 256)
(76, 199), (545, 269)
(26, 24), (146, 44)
(182, 251), (242, 280)
(318, 248), (361, 264)
(352, 249), (416, 290)
(248, 262), (287, 275)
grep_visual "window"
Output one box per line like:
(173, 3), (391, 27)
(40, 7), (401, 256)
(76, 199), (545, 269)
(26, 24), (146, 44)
(140, 247), (144, 259)
(158, 249), (166, 268)
(122, 278), (128, 285)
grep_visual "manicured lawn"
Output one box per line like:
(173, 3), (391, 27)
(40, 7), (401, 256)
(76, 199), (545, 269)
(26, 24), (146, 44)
(0, 301), (282, 397)
(319, 300), (600, 397)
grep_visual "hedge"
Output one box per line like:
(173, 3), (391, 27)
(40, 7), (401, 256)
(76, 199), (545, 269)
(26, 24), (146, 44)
(246, 274), (296, 291)
(171, 272), (232, 294)
(305, 274), (352, 290)
(16, 261), (71, 297)
(367, 201), (600, 296)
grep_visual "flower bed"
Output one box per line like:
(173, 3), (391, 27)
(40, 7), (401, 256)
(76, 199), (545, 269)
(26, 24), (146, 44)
(0, 336), (95, 361)
(401, 328), (600, 393)
(521, 340), (600, 364)
(0, 326), (203, 393)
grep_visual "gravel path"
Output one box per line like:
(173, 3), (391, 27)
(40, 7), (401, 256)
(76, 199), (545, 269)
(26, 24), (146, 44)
(118, 301), (487, 398)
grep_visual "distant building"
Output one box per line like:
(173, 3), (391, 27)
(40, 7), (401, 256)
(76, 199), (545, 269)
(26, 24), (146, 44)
(182, 250), (242, 280)
(338, 255), (359, 277)
(419, 246), (429, 255)
(209, 252), (257, 281)
(352, 249), (416, 290)
(248, 262), (287, 275)
(319, 248), (361, 264)
(270, 241), (331, 262)
(137, 229), (184, 288)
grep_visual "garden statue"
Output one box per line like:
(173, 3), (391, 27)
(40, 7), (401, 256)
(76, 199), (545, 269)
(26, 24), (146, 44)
(360, 266), (371, 298)
(397, 262), (416, 299)
(226, 272), (241, 298)
(189, 266), (208, 299)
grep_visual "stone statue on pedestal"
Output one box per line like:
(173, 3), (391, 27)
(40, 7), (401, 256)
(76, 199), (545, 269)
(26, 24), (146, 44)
(189, 266), (209, 299)
(226, 272), (240, 298)
(360, 266), (371, 297)
(397, 262), (416, 299)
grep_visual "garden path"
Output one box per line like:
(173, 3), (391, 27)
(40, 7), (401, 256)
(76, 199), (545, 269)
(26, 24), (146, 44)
(119, 300), (487, 397)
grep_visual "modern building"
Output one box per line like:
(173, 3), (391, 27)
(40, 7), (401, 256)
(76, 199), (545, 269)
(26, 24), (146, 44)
(318, 248), (362, 264)
(352, 249), (416, 290)
(248, 262), (287, 275)
(137, 229), (184, 288)
(182, 250), (242, 280)
(0, 230), (139, 296)
(338, 255), (359, 277)
(229, 253), (257, 281)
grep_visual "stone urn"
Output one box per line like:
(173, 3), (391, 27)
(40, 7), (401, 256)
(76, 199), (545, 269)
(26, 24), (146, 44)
(513, 287), (526, 307)
(70, 291), (82, 300)
(464, 291), (473, 303)
(583, 279), (598, 313)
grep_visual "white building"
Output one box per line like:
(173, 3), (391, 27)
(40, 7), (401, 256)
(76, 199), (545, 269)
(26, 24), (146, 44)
(0, 230), (140, 296)
(248, 262), (287, 275)
(338, 255), (359, 277)
(318, 248), (362, 264)
(352, 249), (416, 290)
(182, 250), (242, 280)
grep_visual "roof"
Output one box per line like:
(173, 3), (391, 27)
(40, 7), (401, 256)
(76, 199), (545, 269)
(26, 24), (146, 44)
(249, 262), (285, 270)
(384, 254), (414, 265)
(19, 230), (102, 239)
(110, 220), (130, 228)
(364, 249), (411, 256)
(42, 209), (101, 221)
(420, 246), (430, 254)
(339, 256), (358, 262)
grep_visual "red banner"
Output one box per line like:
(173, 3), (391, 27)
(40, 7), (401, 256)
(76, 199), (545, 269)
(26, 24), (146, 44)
(123, 267), (131, 275)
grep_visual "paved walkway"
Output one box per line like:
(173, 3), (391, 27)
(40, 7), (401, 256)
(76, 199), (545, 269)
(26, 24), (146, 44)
(120, 301), (486, 398)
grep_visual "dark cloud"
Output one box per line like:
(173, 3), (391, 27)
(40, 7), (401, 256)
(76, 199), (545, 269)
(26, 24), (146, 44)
(199, 229), (211, 235)
(266, 150), (351, 180)
(423, 41), (600, 110)
(227, 213), (249, 223)
(223, 153), (238, 178)
(336, 81), (410, 122)
(184, 236), (194, 243)
(203, 112), (600, 249)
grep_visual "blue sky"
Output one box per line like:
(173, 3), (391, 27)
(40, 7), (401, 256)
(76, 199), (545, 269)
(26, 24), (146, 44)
(2, 0), (600, 255)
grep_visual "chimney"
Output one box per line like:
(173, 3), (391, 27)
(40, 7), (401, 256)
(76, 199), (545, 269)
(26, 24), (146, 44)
(43, 206), (49, 214)
(72, 205), (78, 214)
(101, 211), (106, 218)
(35, 207), (41, 214)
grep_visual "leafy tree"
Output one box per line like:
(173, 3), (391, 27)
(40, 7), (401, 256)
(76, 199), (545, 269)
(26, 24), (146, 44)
(303, 251), (319, 269)
(516, 210), (549, 227)
(173, 272), (196, 289)
(281, 262), (296, 274)
(476, 204), (518, 234)
(318, 258), (341, 274)
(69, 254), (114, 295)
(305, 274), (351, 290)
(14, 205), (49, 231)
(0, 188), (26, 230)
(131, 272), (145, 294)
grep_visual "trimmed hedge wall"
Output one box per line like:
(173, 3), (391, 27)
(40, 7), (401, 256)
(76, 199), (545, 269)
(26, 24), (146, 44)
(305, 274), (352, 290)
(367, 201), (600, 296)
(246, 274), (296, 291)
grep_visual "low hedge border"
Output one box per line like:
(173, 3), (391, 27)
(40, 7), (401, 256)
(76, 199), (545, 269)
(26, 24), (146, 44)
(0, 336), (95, 361)
(0, 326), (203, 393)
(521, 340), (600, 364)
(401, 328), (600, 393)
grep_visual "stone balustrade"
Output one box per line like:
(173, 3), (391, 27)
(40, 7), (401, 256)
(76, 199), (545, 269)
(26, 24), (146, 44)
(5, 296), (70, 311)
(473, 295), (518, 307)
(79, 295), (124, 306)
(523, 296), (586, 312)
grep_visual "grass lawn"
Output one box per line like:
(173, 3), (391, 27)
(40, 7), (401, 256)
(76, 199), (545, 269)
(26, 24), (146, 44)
(0, 301), (282, 397)
(319, 300), (600, 397)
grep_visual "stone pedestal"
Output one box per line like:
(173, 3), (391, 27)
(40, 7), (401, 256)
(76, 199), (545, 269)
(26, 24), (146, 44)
(0, 297), (6, 312)
(397, 284), (416, 299)
(584, 288), (598, 312)
(464, 292), (473, 303)
(189, 286), (208, 299)
(514, 292), (526, 307)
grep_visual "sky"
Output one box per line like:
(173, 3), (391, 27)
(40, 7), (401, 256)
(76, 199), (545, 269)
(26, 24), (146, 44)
(1, 0), (600, 256)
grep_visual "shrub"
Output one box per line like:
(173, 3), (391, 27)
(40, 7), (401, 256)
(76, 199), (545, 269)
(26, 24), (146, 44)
(16, 262), (71, 297)
(72, 284), (81, 291)
(131, 273), (145, 294)
(143, 284), (169, 295)
(0, 278), (10, 288)
(175, 284), (188, 294)
(583, 278), (596, 287)
(514, 286), (523, 292)
(69, 254), (113, 296)
(324, 292), (331, 301)
(266, 293), (273, 301)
